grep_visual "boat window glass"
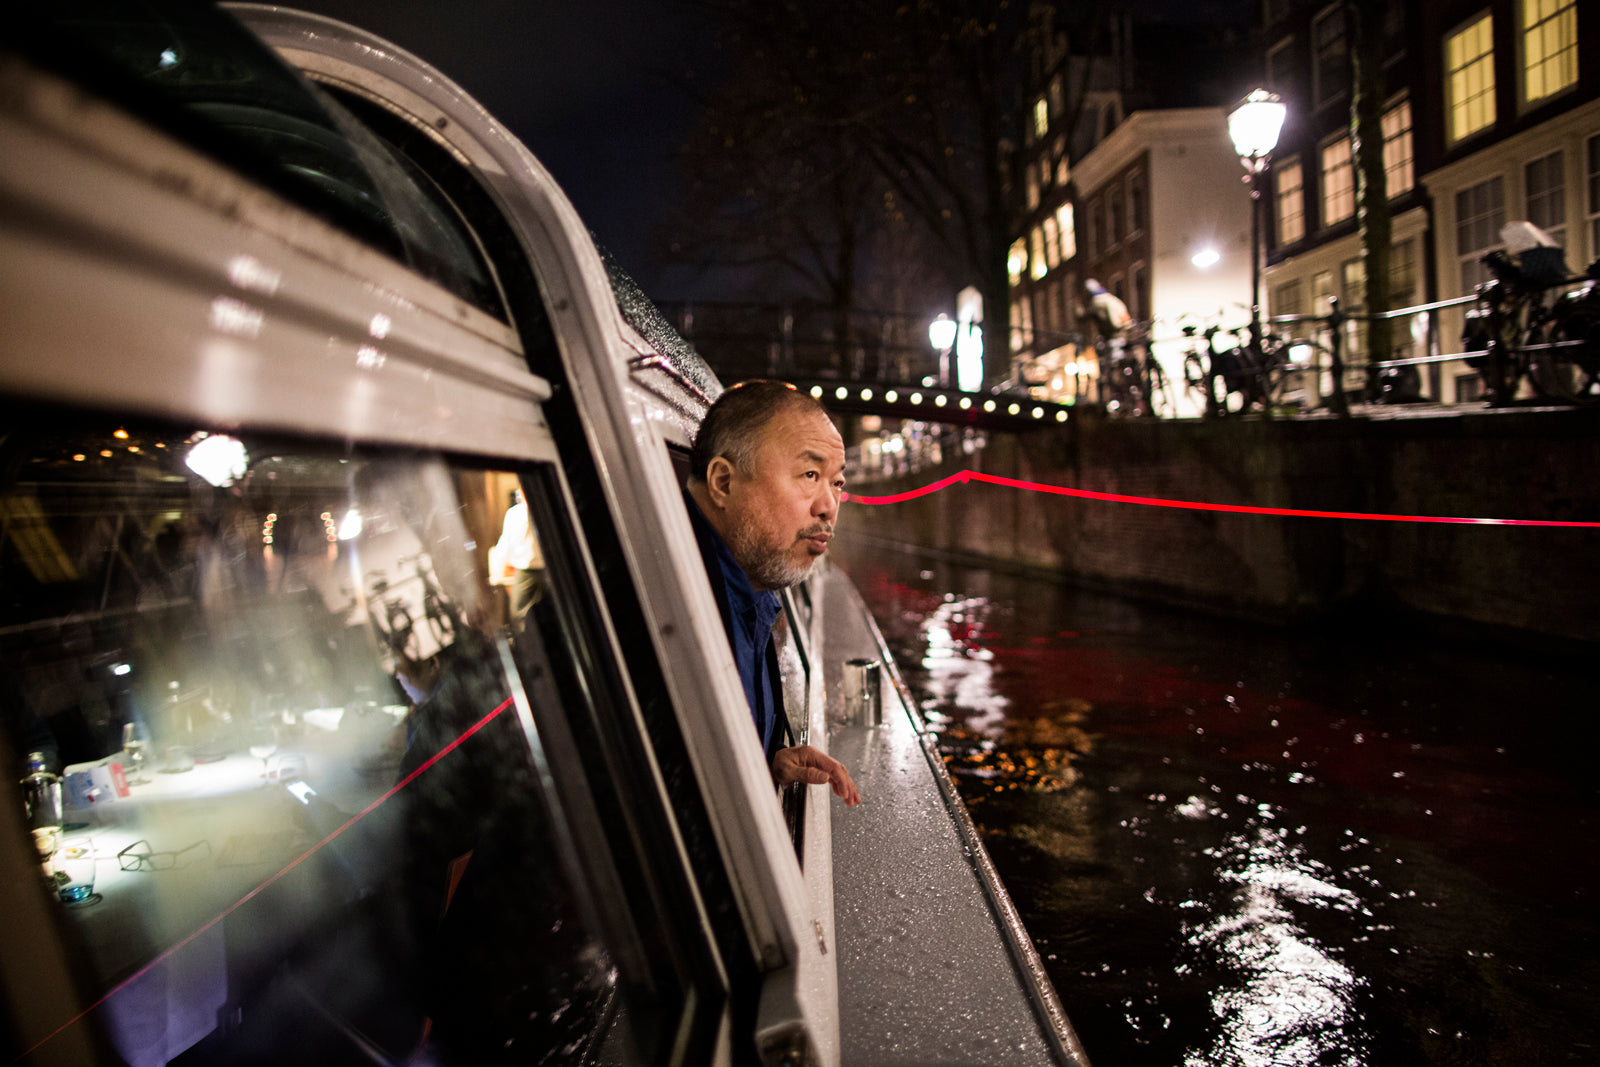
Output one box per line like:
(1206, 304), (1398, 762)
(0, 409), (708, 1064)
(19, 0), (506, 320)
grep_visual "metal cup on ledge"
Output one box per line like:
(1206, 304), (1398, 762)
(843, 658), (882, 727)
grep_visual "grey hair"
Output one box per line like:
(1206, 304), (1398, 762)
(688, 380), (828, 483)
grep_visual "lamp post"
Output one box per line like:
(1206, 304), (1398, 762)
(1227, 89), (1286, 363)
(929, 313), (957, 389)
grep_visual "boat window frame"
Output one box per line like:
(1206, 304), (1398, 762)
(15, 0), (509, 321)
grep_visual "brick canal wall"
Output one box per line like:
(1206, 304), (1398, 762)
(841, 409), (1600, 645)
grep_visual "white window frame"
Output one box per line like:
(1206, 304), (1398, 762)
(1456, 174), (1506, 294)
(1524, 149), (1566, 247)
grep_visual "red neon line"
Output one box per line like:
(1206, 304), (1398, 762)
(841, 469), (1600, 528)
(20, 697), (514, 1063)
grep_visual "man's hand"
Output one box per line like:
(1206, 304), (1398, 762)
(772, 745), (861, 807)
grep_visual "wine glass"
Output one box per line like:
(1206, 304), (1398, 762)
(121, 721), (150, 785)
(247, 722), (279, 783)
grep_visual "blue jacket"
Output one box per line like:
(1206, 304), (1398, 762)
(685, 493), (789, 761)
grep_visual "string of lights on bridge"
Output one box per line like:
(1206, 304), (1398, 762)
(805, 383), (1070, 423)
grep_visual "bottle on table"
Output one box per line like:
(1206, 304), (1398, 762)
(21, 751), (63, 861)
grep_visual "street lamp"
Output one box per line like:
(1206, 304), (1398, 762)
(1227, 89), (1286, 361)
(929, 313), (957, 389)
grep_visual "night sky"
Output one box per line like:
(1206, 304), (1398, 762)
(284, 0), (719, 299)
(278, 1), (1254, 303)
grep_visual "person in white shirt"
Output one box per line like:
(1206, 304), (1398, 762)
(488, 488), (544, 625)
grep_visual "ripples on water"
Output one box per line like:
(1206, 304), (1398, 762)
(833, 540), (1600, 1067)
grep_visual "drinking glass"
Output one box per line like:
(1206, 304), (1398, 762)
(247, 722), (279, 782)
(53, 836), (97, 904)
(121, 721), (150, 785)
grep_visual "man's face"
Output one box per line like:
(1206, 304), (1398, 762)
(722, 407), (846, 591)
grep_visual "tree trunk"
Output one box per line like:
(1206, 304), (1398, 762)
(1351, 0), (1392, 402)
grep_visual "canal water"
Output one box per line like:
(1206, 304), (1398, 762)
(830, 537), (1599, 1067)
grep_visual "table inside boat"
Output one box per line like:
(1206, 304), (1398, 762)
(46, 705), (410, 1061)
(821, 561), (1089, 1066)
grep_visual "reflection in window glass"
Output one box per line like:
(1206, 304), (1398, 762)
(0, 414), (650, 1065)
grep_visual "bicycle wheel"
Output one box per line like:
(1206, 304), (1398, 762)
(1183, 353), (1215, 417)
(1259, 351), (1297, 414)
(1146, 360), (1174, 418)
(1529, 321), (1600, 405)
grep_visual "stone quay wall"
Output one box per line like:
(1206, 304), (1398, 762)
(841, 410), (1600, 645)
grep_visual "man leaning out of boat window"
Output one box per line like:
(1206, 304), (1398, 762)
(685, 380), (861, 807)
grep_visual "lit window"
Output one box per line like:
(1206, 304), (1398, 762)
(1447, 14), (1496, 143)
(1030, 226), (1048, 280)
(1382, 99), (1414, 196)
(1055, 203), (1076, 260)
(1008, 239), (1028, 286)
(1525, 150), (1566, 247)
(1321, 138), (1355, 225)
(1033, 97), (1049, 139)
(1026, 165), (1040, 211)
(1313, 7), (1348, 106)
(1275, 158), (1305, 245)
(1010, 300), (1025, 351)
(1521, 0), (1577, 105)
(1456, 175), (1505, 293)
(1043, 215), (1061, 269)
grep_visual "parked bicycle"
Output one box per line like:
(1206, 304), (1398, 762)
(1461, 248), (1600, 406)
(1181, 322), (1296, 417)
(365, 553), (460, 663)
(1101, 324), (1171, 418)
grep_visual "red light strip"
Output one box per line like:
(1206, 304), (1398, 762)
(20, 696), (514, 1062)
(842, 470), (1600, 528)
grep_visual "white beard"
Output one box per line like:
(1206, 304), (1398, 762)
(726, 513), (823, 590)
